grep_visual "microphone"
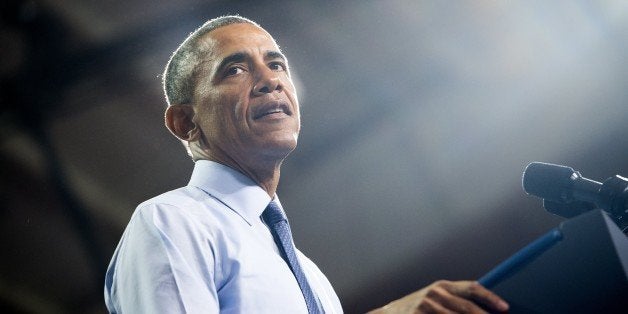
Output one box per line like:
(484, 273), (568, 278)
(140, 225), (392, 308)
(522, 162), (628, 220)
(523, 162), (601, 204)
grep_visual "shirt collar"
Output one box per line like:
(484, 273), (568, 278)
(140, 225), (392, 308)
(188, 160), (274, 225)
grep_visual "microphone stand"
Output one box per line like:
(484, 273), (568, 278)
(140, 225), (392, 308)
(542, 176), (628, 234)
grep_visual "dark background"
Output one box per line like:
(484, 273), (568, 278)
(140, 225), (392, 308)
(1, 1), (627, 313)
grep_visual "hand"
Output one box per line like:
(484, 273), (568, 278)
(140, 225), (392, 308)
(368, 280), (509, 314)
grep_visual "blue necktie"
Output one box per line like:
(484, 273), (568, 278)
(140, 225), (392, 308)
(262, 201), (322, 314)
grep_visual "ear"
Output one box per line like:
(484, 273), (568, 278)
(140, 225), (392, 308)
(165, 104), (200, 141)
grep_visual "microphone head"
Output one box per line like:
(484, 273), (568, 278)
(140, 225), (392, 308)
(522, 162), (577, 202)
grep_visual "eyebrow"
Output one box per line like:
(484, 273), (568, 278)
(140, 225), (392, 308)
(214, 50), (287, 74)
(265, 50), (286, 62)
(215, 52), (247, 74)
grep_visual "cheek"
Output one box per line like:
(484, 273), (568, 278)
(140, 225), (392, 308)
(216, 89), (251, 136)
(294, 105), (301, 124)
(194, 108), (219, 138)
(194, 94), (225, 135)
(287, 91), (301, 125)
(233, 99), (247, 120)
(284, 78), (297, 95)
(284, 78), (299, 104)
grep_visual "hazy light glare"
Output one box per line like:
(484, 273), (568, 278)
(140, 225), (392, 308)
(387, 1), (628, 214)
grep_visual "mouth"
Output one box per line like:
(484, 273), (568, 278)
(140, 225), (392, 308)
(253, 100), (292, 120)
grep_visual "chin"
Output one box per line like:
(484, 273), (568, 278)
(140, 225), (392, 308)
(260, 138), (297, 158)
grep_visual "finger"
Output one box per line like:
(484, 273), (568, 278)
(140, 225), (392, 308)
(448, 281), (509, 312)
(417, 297), (456, 314)
(425, 285), (487, 314)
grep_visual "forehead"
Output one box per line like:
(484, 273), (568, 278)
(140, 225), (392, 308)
(199, 23), (281, 59)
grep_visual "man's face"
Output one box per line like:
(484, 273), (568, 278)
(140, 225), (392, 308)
(191, 23), (300, 165)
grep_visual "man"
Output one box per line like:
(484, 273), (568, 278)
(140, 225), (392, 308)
(104, 15), (509, 313)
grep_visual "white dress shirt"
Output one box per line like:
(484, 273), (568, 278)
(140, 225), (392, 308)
(104, 160), (342, 313)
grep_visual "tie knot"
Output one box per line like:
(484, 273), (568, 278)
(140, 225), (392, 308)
(262, 201), (287, 225)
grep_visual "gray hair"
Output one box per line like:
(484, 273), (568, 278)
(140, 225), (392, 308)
(163, 15), (259, 106)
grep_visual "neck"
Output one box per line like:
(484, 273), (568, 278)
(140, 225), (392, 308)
(237, 161), (282, 197)
(192, 143), (285, 197)
(221, 155), (283, 197)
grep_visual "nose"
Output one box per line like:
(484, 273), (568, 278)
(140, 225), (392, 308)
(252, 67), (282, 96)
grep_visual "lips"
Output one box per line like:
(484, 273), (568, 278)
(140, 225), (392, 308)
(252, 100), (292, 120)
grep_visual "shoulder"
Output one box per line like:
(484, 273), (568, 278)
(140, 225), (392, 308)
(138, 186), (207, 210)
(127, 186), (224, 237)
(134, 185), (224, 217)
(112, 186), (225, 265)
(105, 188), (221, 313)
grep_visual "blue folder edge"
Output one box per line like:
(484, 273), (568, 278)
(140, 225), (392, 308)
(478, 228), (564, 288)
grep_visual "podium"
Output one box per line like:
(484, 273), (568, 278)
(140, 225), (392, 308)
(478, 210), (628, 313)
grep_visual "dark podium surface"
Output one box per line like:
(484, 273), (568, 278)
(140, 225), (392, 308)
(479, 210), (628, 313)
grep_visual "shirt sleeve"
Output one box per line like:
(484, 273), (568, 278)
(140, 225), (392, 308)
(105, 203), (219, 313)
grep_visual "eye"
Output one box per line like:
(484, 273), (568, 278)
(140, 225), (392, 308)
(225, 66), (244, 76)
(269, 61), (286, 71)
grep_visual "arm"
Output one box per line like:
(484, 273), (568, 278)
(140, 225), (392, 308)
(368, 280), (508, 314)
(105, 203), (219, 313)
